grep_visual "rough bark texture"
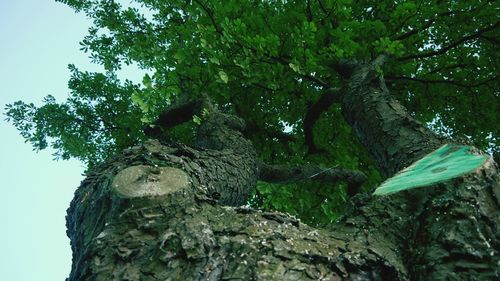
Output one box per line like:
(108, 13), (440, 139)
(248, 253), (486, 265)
(66, 139), (409, 281)
(66, 60), (499, 280)
(338, 58), (499, 280)
(340, 59), (444, 177)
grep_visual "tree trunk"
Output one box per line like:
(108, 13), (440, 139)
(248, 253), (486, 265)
(66, 64), (499, 280)
(338, 60), (499, 280)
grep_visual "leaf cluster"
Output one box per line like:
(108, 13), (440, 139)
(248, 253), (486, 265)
(5, 0), (498, 224)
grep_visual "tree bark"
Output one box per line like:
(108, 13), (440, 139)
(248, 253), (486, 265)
(66, 62), (499, 280)
(338, 58), (499, 280)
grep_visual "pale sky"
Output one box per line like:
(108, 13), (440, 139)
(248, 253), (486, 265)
(0, 1), (143, 280)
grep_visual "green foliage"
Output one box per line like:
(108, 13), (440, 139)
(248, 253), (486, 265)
(192, 115), (202, 125)
(5, 0), (498, 224)
(251, 181), (349, 226)
(5, 65), (146, 168)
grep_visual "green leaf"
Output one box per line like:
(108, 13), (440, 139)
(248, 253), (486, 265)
(375, 65), (384, 76)
(202, 108), (210, 118)
(142, 74), (152, 88)
(288, 63), (302, 74)
(140, 116), (152, 123)
(209, 57), (220, 65)
(200, 38), (208, 48)
(173, 52), (185, 63)
(218, 70), (229, 83)
(131, 92), (148, 113)
(192, 115), (202, 125)
(374, 144), (489, 196)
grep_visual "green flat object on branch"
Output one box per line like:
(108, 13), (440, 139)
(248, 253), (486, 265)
(374, 144), (489, 196)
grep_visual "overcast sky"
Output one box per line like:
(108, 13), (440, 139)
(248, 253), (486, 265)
(0, 1), (143, 280)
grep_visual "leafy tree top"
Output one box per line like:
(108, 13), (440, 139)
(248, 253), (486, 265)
(5, 0), (499, 224)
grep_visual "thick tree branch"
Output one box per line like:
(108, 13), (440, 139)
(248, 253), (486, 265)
(330, 59), (357, 79)
(426, 62), (469, 74)
(341, 59), (444, 176)
(143, 99), (202, 137)
(394, 20), (434, 41)
(386, 75), (499, 89)
(143, 94), (215, 138)
(331, 54), (388, 81)
(398, 21), (499, 61)
(259, 163), (367, 196)
(324, 57), (388, 149)
(478, 34), (499, 44)
(372, 53), (388, 68)
(303, 87), (342, 154)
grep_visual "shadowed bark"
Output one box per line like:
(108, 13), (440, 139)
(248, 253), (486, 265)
(303, 87), (341, 154)
(338, 56), (499, 279)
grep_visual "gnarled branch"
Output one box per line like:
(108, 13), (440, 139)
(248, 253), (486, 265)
(143, 98), (206, 137)
(303, 87), (342, 154)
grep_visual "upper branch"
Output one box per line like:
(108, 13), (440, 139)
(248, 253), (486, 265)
(398, 21), (499, 61)
(393, 11), (454, 41)
(340, 58), (444, 176)
(303, 87), (342, 154)
(385, 75), (499, 89)
(312, 31), (390, 156)
(259, 163), (367, 196)
(193, 0), (223, 34)
(143, 95), (213, 138)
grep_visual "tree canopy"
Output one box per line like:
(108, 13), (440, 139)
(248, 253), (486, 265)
(6, 0), (499, 225)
